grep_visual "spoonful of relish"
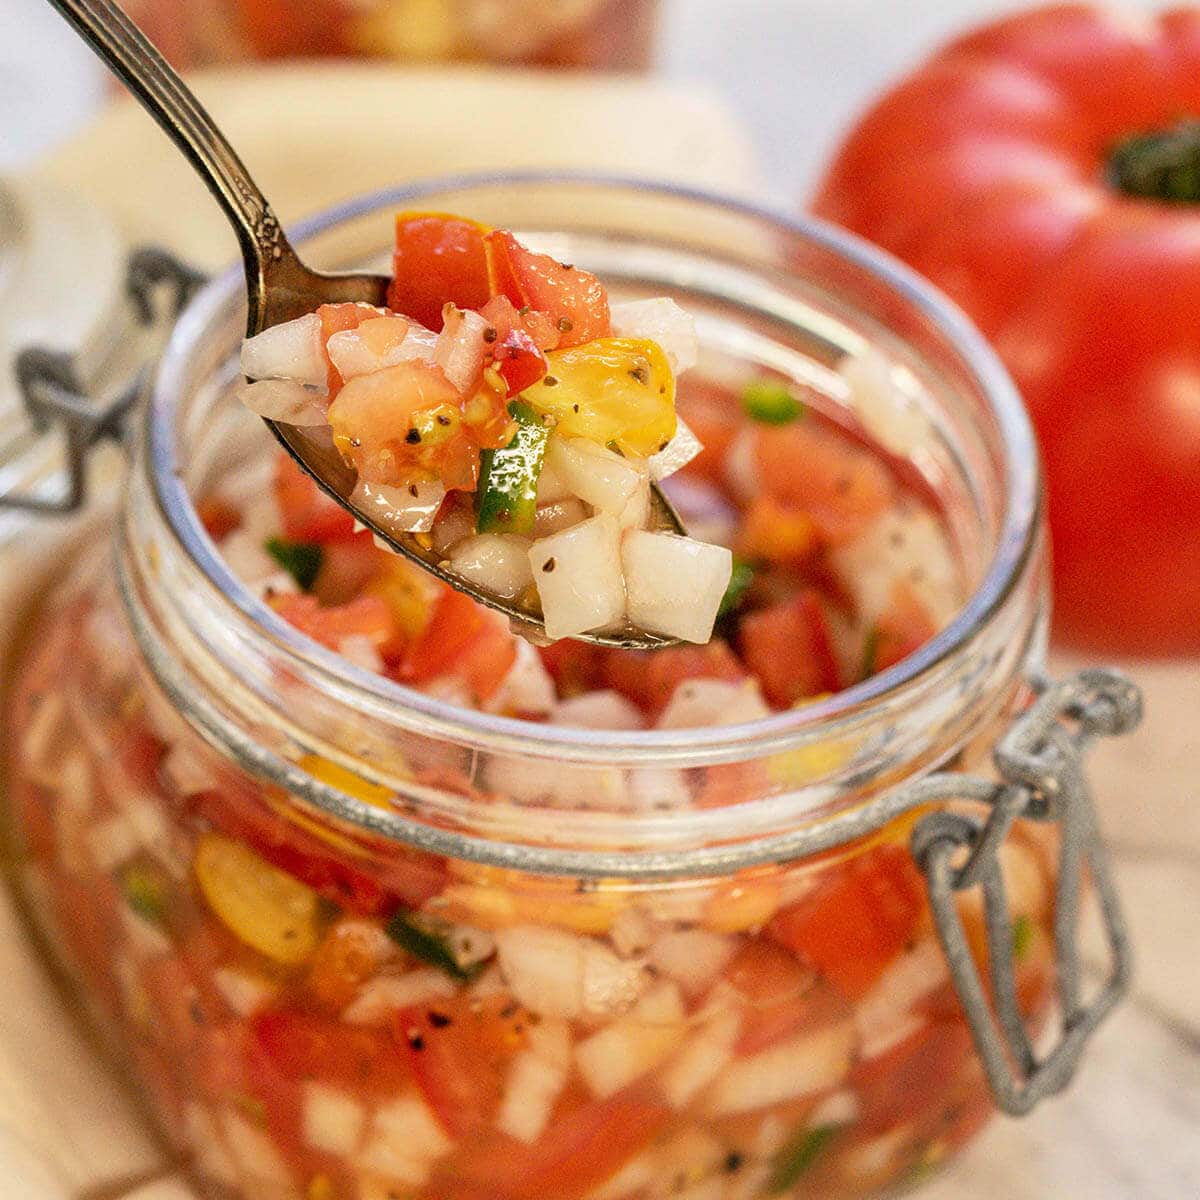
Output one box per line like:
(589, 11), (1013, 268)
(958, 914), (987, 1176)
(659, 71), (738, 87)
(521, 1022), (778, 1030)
(49, 0), (732, 647)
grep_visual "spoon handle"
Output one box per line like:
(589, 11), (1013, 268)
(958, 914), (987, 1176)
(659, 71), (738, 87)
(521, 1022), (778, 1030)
(46, 0), (293, 327)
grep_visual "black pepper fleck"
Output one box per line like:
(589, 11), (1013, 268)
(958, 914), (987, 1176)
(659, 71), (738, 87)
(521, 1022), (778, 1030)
(407, 1032), (425, 1051)
(437, 413), (452, 426)
(557, 316), (574, 332)
(572, 403), (580, 413)
(518, 305), (531, 316)
(724, 1152), (744, 1173)
(409, 484), (419, 497)
(428, 1010), (452, 1028)
(350, 436), (362, 447)
(543, 375), (559, 387)
(629, 365), (650, 384)
(483, 327), (498, 343)
(560, 262), (573, 271)
(405, 428), (422, 444)
(542, 557), (557, 573)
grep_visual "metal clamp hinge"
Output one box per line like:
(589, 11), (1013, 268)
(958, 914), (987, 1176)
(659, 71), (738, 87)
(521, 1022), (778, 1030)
(909, 667), (1142, 1115)
(7, 247), (206, 515)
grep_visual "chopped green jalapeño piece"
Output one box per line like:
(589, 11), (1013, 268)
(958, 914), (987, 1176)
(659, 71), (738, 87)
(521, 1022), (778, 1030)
(476, 401), (551, 535)
(265, 537), (324, 591)
(385, 912), (485, 982)
(718, 558), (756, 619)
(1012, 913), (1034, 961)
(769, 1124), (840, 1194)
(742, 379), (805, 425)
(119, 860), (172, 925)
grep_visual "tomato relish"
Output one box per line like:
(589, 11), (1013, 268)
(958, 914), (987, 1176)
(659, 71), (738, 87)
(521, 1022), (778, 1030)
(7, 251), (1057, 1198)
(239, 213), (734, 645)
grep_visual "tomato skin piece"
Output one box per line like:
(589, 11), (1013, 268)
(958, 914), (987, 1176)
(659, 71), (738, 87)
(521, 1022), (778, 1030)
(493, 326), (548, 395)
(317, 301), (389, 392)
(768, 844), (926, 1001)
(486, 230), (611, 347)
(271, 592), (405, 662)
(739, 590), (842, 708)
(812, 6), (1200, 652)
(388, 213), (494, 331)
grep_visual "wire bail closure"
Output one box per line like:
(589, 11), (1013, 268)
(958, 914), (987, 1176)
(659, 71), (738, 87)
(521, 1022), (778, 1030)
(910, 668), (1142, 1115)
(6, 248), (204, 514)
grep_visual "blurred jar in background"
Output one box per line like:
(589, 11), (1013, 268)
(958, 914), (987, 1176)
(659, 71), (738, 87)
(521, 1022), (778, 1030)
(125, 0), (660, 70)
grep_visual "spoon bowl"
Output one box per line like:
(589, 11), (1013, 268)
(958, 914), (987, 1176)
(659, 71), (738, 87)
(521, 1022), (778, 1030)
(49, 0), (686, 648)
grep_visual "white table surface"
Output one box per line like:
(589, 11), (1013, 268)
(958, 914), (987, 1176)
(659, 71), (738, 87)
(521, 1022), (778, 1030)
(2, 3), (1198, 1200)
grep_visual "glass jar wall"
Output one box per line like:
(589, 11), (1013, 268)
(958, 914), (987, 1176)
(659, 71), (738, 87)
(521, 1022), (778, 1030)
(3, 180), (1050, 1200)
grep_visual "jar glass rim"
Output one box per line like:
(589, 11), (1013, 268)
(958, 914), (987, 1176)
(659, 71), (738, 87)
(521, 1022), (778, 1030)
(146, 171), (1041, 764)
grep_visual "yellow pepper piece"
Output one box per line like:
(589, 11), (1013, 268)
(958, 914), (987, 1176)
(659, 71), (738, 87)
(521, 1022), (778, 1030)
(194, 834), (321, 965)
(300, 754), (396, 810)
(704, 875), (782, 933)
(523, 338), (677, 458)
(366, 556), (442, 640)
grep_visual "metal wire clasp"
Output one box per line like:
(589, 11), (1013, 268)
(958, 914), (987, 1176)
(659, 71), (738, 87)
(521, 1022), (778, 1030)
(6, 248), (205, 514)
(910, 668), (1142, 1115)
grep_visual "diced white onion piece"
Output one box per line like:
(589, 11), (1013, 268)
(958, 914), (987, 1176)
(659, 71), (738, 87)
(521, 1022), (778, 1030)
(374, 1092), (453, 1159)
(325, 314), (436, 381)
(338, 634), (385, 674)
(955, 840), (1047, 929)
(840, 347), (929, 457)
(343, 969), (457, 1025)
(446, 534), (534, 599)
(529, 514), (625, 640)
(828, 502), (960, 627)
(86, 815), (138, 873)
(497, 1048), (570, 1143)
(185, 1104), (240, 1189)
(854, 939), (947, 1061)
(535, 456), (573, 505)
(430, 496), (478, 554)
(633, 980), (688, 1024)
(810, 1089), (862, 1129)
(485, 637), (557, 717)
(353, 477), (446, 536)
(356, 1141), (433, 1188)
(237, 378), (328, 426)
(609, 907), (656, 958)
(703, 1020), (856, 1116)
(647, 418), (703, 481)
(495, 925), (587, 1019)
(583, 940), (648, 1016)
(161, 742), (218, 798)
(657, 678), (770, 730)
(218, 528), (290, 588)
(20, 693), (66, 787)
(627, 766), (693, 812)
(219, 1108), (296, 1188)
(544, 437), (645, 515)
(609, 298), (698, 375)
(659, 1128), (728, 1186)
(586, 1151), (658, 1200)
(836, 1126), (914, 1188)
(622, 530), (731, 645)
(659, 1007), (740, 1109)
(54, 752), (94, 876)
(303, 1083), (365, 1156)
(213, 967), (277, 1018)
(484, 754), (627, 810)
(647, 929), (735, 998)
(434, 306), (490, 394)
(533, 498), (590, 538)
(527, 1017), (573, 1070)
(576, 1014), (686, 1098)
(240, 313), (327, 387)
(118, 905), (173, 959)
(617, 475), (651, 532)
(723, 424), (758, 502)
(551, 690), (644, 731)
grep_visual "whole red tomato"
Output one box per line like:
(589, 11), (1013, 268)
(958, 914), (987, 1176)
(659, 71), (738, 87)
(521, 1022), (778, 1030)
(813, 4), (1200, 655)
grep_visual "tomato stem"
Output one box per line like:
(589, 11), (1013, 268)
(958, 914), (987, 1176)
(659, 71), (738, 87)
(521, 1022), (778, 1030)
(1108, 118), (1200, 202)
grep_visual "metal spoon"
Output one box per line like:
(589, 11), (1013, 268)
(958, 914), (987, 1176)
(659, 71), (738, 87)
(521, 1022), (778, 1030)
(49, 0), (685, 649)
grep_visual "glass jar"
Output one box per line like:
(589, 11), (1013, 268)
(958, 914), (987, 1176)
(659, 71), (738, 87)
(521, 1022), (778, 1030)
(122, 0), (660, 72)
(0, 178), (1136, 1200)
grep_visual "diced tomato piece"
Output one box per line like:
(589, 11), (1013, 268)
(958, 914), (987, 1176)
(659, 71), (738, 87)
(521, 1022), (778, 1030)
(753, 421), (895, 544)
(271, 593), (405, 663)
(397, 995), (528, 1138)
(486, 231), (610, 348)
(737, 494), (819, 564)
(493, 326), (548, 395)
(254, 1007), (411, 1095)
(872, 580), (939, 673)
(724, 939), (821, 1053)
(768, 845), (926, 1001)
(851, 1015), (975, 1134)
(306, 920), (387, 1012)
(388, 213), (494, 331)
(274, 453), (361, 543)
(317, 301), (390, 392)
(399, 588), (517, 703)
(677, 378), (740, 484)
(196, 495), (242, 540)
(310, 536), (389, 607)
(479, 295), (560, 354)
(537, 638), (606, 697)
(450, 1092), (670, 1200)
(597, 639), (747, 717)
(739, 590), (842, 707)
